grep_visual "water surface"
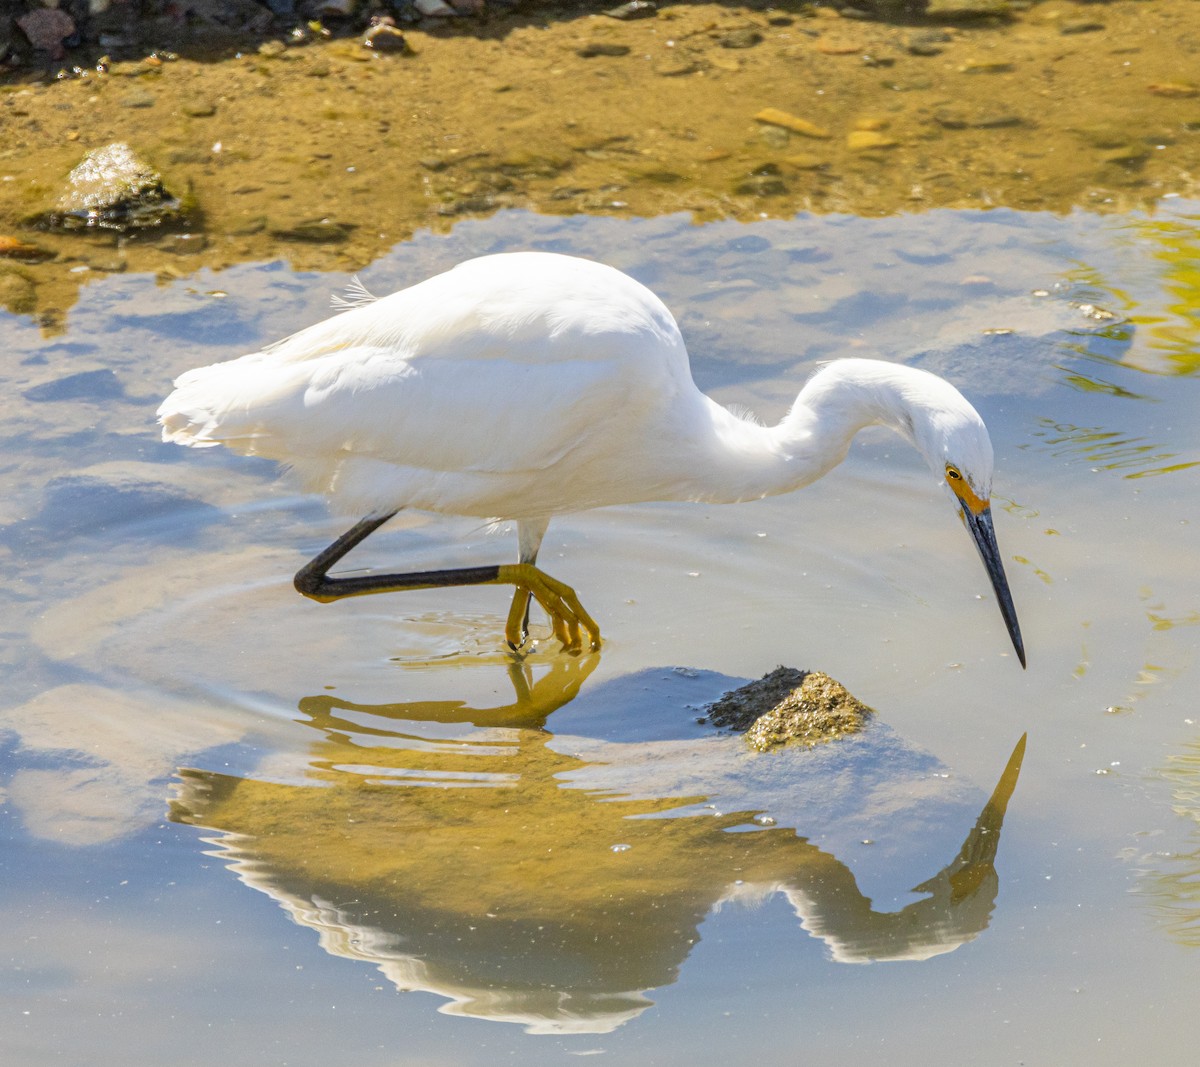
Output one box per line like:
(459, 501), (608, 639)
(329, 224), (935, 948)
(2, 203), (1198, 1064)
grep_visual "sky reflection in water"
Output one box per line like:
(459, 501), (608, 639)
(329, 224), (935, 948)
(1, 202), (1199, 1064)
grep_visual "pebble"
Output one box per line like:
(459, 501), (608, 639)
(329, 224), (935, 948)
(959, 61), (1016, 74)
(1147, 83), (1198, 98)
(0, 236), (53, 263)
(577, 42), (631, 58)
(934, 109), (970, 129)
(75, 253), (127, 273)
(759, 124), (790, 149)
(363, 23), (411, 53)
(655, 58), (702, 77)
(935, 108), (1024, 129)
(783, 153), (826, 170)
(735, 174), (787, 197)
(755, 107), (831, 139)
(270, 218), (353, 242)
(907, 30), (951, 56)
(847, 129), (897, 150)
(158, 233), (209, 255)
(925, 0), (1010, 16)
(719, 29), (763, 50)
(257, 40), (287, 58)
(119, 90), (156, 109)
(1059, 19), (1105, 35)
(437, 194), (505, 216)
(973, 112), (1024, 129)
(181, 101), (218, 118)
(603, 1), (657, 20)
(816, 40), (862, 56)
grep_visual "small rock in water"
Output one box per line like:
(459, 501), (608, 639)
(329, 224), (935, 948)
(720, 28), (763, 50)
(47, 143), (183, 232)
(972, 111), (1024, 129)
(783, 153), (826, 170)
(705, 667), (874, 751)
(0, 236), (53, 263)
(935, 107), (1023, 130)
(959, 60), (1015, 74)
(924, 0), (1010, 17)
(271, 218), (354, 243)
(119, 90), (156, 110)
(158, 233), (208, 256)
(1059, 19), (1105, 35)
(603, 1), (657, 20)
(577, 42), (631, 58)
(755, 107), (831, 140)
(363, 21), (411, 53)
(906, 30), (951, 56)
(181, 100), (218, 118)
(816, 40), (862, 56)
(1147, 82), (1198, 99)
(847, 129), (897, 150)
(735, 174), (788, 197)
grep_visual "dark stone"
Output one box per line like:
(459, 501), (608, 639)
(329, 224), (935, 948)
(577, 42), (631, 57)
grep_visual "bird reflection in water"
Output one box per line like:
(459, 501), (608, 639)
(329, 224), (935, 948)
(170, 656), (1026, 1035)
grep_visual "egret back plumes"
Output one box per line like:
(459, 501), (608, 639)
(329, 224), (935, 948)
(159, 251), (1024, 662)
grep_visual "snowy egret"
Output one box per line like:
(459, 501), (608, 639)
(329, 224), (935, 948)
(159, 252), (1025, 665)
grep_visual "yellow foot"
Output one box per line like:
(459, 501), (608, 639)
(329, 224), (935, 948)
(497, 563), (601, 653)
(504, 588), (533, 651)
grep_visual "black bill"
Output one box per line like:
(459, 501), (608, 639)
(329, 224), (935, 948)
(963, 505), (1026, 668)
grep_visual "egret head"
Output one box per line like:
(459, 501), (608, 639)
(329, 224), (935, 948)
(907, 392), (1026, 668)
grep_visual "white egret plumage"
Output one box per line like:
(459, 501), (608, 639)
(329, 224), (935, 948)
(158, 251), (1025, 664)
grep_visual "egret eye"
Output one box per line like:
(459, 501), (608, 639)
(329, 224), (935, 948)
(946, 466), (963, 481)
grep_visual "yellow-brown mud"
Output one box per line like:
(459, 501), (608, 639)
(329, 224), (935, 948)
(2, 0), (1198, 322)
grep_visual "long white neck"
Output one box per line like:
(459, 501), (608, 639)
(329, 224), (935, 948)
(681, 360), (945, 504)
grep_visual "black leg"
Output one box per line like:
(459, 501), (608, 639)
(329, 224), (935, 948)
(294, 512), (502, 602)
(292, 513), (601, 651)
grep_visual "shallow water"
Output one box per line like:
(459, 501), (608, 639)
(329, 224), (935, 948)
(2, 202), (1199, 1063)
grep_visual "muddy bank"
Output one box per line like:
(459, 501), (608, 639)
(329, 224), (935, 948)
(2, 0), (1198, 324)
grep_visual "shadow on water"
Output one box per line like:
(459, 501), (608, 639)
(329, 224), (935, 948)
(169, 654), (1027, 1034)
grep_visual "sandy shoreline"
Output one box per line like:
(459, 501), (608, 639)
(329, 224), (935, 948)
(2, 0), (1198, 321)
